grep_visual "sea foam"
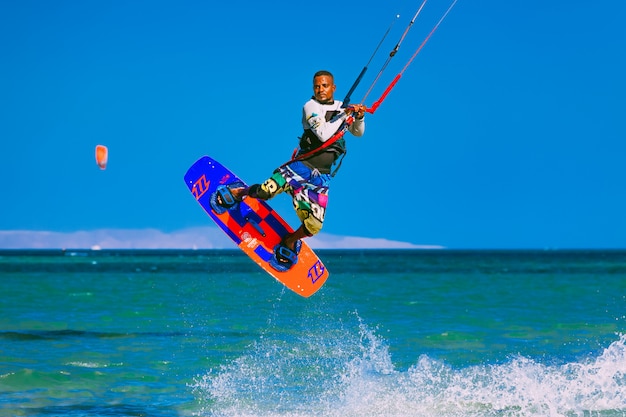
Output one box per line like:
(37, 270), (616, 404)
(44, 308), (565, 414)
(193, 316), (626, 417)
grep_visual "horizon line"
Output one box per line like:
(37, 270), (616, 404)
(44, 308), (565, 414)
(0, 227), (445, 250)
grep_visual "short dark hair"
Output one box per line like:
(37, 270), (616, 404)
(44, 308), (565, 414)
(313, 70), (334, 81)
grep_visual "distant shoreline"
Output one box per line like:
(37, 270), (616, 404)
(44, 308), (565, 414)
(0, 228), (441, 250)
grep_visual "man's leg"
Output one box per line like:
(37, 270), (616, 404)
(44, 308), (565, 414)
(281, 225), (312, 251)
(244, 174), (286, 200)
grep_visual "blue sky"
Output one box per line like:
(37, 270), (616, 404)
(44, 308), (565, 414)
(1, 0), (625, 249)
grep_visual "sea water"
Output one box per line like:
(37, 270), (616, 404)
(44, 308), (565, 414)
(0, 249), (625, 417)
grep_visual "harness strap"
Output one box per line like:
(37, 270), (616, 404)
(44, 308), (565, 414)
(284, 116), (354, 169)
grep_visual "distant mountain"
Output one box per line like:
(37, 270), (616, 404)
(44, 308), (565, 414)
(0, 227), (443, 250)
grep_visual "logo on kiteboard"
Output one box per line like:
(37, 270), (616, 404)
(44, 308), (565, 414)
(191, 175), (210, 200)
(241, 232), (259, 249)
(308, 260), (325, 283)
(219, 173), (232, 185)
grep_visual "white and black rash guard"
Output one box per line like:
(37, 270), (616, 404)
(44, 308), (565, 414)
(297, 98), (365, 174)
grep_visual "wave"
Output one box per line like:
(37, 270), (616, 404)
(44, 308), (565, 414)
(192, 315), (626, 417)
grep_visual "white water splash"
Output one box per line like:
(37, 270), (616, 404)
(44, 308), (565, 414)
(192, 320), (626, 417)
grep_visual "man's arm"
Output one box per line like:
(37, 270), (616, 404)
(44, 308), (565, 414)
(347, 104), (366, 137)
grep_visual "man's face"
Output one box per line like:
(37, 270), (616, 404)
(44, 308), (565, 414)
(313, 75), (336, 104)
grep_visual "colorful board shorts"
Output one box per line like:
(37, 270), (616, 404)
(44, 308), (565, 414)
(260, 161), (331, 235)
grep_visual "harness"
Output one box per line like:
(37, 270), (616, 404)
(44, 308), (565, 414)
(293, 109), (352, 177)
(298, 129), (346, 156)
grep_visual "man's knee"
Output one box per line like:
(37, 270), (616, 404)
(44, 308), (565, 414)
(303, 220), (322, 236)
(297, 209), (323, 236)
(248, 178), (281, 200)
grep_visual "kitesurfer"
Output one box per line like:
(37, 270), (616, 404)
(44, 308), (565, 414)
(212, 70), (366, 271)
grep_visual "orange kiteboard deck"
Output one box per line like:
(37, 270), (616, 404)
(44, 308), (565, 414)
(184, 156), (329, 297)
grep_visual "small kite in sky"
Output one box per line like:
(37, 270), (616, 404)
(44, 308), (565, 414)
(95, 145), (108, 170)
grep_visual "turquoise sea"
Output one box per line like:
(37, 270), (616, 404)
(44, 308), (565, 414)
(0, 249), (625, 417)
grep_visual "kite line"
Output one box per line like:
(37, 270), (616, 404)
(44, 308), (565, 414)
(359, 0), (429, 105)
(366, 0), (459, 114)
(341, 13), (399, 107)
(284, 0), (459, 166)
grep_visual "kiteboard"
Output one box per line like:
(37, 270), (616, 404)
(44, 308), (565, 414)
(184, 155), (329, 297)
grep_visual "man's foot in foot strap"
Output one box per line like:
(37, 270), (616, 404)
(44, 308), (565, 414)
(210, 181), (246, 214)
(269, 239), (302, 272)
